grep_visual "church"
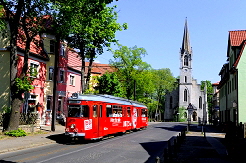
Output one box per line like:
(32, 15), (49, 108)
(164, 19), (208, 123)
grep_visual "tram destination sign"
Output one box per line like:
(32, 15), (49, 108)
(69, 100), (80, 104)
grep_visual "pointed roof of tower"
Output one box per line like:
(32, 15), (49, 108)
(181, 18), (192, 54)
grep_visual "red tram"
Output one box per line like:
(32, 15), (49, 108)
(65, 93), (148, 140)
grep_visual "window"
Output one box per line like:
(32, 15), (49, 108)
(50, 40), (55, 53)
(60, 70), (64, 82)
(141, 109), (147, 117)
(106, 105), (112, 117)
(60, 44), (66, 57)
(93, 105), (98, 117)
(68, 105), (89, 117)
(69, 75), (75, 86)
(199, 96), (202, 109)
(30, 62), (39, 77)
(184, 76), (187, 83)
(184, 89), (188, 102)
(184, 55), (188, 66)
(112, 105), (122, 117)
(127, 107), (131, 117)
(170, 96), (173, 109)
(46, 96), (52, 111)
(48, 67), (54, 80)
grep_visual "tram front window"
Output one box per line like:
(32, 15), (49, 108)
(68, 105), (89, 117)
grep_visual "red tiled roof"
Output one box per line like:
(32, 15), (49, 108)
(212, 82), (220, 86)
(229, 30), (246, 46)
(67, 48), (115, 75)
(16, 15), (52, 60)
(17, 32), (48, 60)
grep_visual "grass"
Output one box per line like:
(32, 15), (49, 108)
(0, 129), (49, 140)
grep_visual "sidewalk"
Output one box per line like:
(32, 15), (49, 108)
(170, 124), (233, 163)
(0, 124), (65, 154)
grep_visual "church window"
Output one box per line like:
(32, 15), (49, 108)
(184, 55), (189, 66)
(170, 96), (173, 109)
(199, 96), (202, 109)
(184, 89), (188, 102)
(185, 76), (187, 83)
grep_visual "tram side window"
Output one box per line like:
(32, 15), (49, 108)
(68, 105), (89, 117)
(93, 105), (98, 117)
(106, 105), (112, 117)
(142, 109), (147, 117)
(127, 107), (131, 117)
(112, 105), (122, 117)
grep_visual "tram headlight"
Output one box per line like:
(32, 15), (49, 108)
(70, 124), (76, 129)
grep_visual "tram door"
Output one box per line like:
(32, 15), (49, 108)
(92, 104), (103, 138)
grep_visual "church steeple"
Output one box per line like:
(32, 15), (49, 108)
(181, 18), (192, 55)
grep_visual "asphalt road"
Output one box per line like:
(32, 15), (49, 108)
(0, 122), (186, 163)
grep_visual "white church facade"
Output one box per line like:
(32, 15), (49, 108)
(164, 19), (208, 123)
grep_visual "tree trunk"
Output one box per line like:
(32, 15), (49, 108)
(86, 48), (96, 91)
(8, 32), (21, 131)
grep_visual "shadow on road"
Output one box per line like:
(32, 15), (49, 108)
(155, 124), (186, 132)
(140, 140), (167, 163)
(0, 160), (17, 163)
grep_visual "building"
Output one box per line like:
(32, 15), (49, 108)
(218, 30), (246, 125)
(164, 19), (208, 123)
(211, 82), (220, 125)
(0, 23), (114, 126)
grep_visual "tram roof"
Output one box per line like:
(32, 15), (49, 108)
(69, 93), (147, 108)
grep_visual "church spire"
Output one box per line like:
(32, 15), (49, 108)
(181, 18), (192, 54)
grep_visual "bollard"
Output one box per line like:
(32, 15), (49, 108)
(204, 128), (206, 138)
(156, 156), (160, 163)
(173, 138), (177, 156)
(164, 148), (168, 163)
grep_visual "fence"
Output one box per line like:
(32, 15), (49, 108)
(156, 128), (186, 163)
(0, 113), (38, 128)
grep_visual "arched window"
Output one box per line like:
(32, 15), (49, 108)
(184, 89), (187, 102)
(170, 96), (173, 109)
(184, 55), (189, 66)
(185, 76), (187, 83)
(199, 96), (202, 109)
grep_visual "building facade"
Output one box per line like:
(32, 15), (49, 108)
(164, 19), (208, 123)
(218, 30), (246, 125)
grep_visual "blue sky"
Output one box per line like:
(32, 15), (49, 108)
(97, 0), (246, 84)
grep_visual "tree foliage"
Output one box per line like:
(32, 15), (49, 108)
(110, 45), (150, 100)
(95, 72), (124, 97)
(0, 0), (52, 131)
(53, 1), (127, 93)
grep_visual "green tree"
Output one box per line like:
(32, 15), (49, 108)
(95, 72), (124, 97)
(151, 69), (177, 121)
(0, 0), (52, 131)
(109, 45), (151, 100)
(54, 0), (127, 93)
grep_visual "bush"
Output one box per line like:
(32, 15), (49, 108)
(4, 129), (27, 137)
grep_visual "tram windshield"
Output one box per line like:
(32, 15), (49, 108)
(68, 105), (89, 117)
